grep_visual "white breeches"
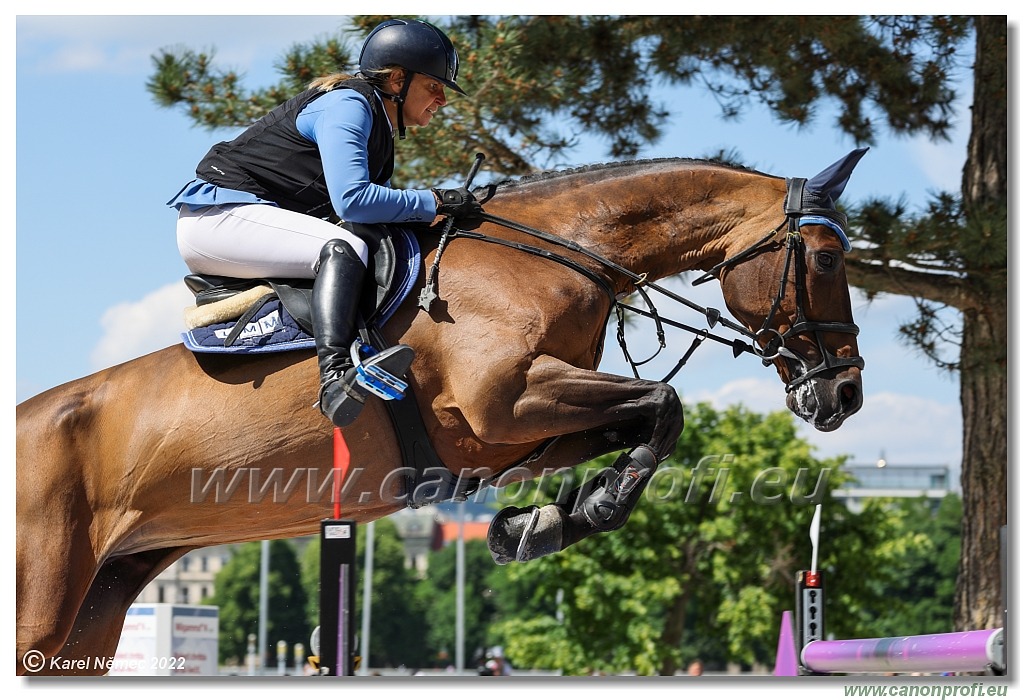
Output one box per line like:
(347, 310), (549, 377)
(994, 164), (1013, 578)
(176, 203), (370, 279)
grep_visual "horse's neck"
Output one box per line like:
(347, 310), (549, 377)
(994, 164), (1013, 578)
(505, 163), (785, 287)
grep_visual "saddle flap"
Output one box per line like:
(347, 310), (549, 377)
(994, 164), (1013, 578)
(345, 222), (398, 318)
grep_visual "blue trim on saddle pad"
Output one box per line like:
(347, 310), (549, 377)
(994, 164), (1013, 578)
(180, 228), (421, 355)
(181, 299), (315, 354)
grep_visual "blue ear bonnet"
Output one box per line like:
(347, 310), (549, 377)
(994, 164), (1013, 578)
(785, 147), (868, 252)
(797, 215), (851, 252)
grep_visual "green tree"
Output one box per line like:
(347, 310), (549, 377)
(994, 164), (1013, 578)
(867, 494), (962, 636)
(489, 403), (931, 675)
(412, 536), (510, 670)
(204, 539), (308, 667)
(300, 518), (429, 669)
(150, 14), (1004, 630)
(299, 536), (320, 634)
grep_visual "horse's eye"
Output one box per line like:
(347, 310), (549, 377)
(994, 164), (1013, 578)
(816, 252), (837, 270)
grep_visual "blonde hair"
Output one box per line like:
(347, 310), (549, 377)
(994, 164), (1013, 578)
(308, 72), (355, 91)
(309, 67), (404, 92)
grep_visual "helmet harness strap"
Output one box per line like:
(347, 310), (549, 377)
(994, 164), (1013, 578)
(375, 71), (415, 140)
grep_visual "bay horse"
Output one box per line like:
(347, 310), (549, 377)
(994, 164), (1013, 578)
(16, 150), (867, 675)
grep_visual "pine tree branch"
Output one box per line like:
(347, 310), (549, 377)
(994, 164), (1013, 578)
(845, 257), (975, 310)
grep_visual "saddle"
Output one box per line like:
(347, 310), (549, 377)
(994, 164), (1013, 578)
(179, 223), (484, 507)
(182, 224), (418, 351)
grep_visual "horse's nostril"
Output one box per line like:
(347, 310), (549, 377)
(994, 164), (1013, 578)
(839, 381), (861, 413)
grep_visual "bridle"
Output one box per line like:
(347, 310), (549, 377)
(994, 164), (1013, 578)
(689, 208), (865, 391)
(419, 177), (864, 393)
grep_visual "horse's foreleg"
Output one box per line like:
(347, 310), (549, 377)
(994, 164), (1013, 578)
(16, 398), (101, 675)
(18, 541), (190, 676)
(53, 548), (194, 676)
(458, 355), (683, 460)
(16, 513), (97, 675)
(455, 355), (683, 564)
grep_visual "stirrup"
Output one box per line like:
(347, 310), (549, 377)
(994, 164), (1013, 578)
(349, 341), (414, 401)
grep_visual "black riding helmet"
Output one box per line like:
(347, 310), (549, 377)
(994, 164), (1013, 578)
(358, 19), (466, 138)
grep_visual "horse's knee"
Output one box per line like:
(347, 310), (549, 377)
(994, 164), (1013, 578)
(652, 382), (683, 420)
(640, 382), (683, 458)
(20, 628), (69, 668)
(17, 568), (87, 668)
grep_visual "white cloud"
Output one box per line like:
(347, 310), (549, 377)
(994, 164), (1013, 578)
(687, 378), (961, 481)
(89, 283), (195, 371)
(688, 376), (786, 416)
(912, 137), (968, 194)
(37, 44), (111, 73)
(805, 391), (961, 474)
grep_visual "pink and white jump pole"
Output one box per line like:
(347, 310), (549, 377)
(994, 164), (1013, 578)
(775, 505), (1007, 676)
(801, 628), (1005, 675)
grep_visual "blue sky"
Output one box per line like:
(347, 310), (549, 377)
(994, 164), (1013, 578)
(13, 13), (1000, 490)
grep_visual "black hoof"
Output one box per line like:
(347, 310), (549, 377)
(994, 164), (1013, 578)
(487, 506), (535, 565)
(487, 505), (565, 565)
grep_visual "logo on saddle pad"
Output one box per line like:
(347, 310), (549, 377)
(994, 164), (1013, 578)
(211, 309), (285, 343)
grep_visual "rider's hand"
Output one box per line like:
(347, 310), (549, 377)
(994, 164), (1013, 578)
(433, 187), (485, 230)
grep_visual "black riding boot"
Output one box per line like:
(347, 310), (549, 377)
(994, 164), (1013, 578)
(312, 239), (415, 427)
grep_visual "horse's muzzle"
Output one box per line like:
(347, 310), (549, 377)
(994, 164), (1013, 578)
(785, 366), (863, 432)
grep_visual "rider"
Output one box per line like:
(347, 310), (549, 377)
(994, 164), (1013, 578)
(169, 19), (485, 427)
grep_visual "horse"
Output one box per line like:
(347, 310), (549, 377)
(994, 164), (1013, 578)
(16, 149), (867, 675)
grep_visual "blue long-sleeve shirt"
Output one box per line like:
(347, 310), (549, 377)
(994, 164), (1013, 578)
(169, 89), (436, 223)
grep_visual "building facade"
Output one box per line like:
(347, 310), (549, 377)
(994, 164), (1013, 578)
(133, 544), (235, 605)
(832, 463), (952, 513)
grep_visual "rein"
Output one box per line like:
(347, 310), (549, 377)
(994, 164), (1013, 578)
(419, 210), (766, 383)
(419, 178), (864, 392)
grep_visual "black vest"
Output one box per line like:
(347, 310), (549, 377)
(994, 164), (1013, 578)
(196, 79), (395, 219)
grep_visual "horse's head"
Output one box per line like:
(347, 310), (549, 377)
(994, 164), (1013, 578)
(715, 149), (867, 432)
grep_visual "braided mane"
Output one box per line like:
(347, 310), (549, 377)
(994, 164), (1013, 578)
(485, 157), (777, 193)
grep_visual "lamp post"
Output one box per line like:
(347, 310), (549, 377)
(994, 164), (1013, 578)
(358, 520), (375, 675)
(259, 540), (269, 671)
(456, 500), (465, 672)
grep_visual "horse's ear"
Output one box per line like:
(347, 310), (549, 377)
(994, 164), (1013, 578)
(805, 147), (869, 205)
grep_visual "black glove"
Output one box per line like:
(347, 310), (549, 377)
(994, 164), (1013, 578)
(433, 187), (485, 230)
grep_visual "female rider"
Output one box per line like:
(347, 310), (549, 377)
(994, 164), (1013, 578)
(169, 19), (484, 427)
